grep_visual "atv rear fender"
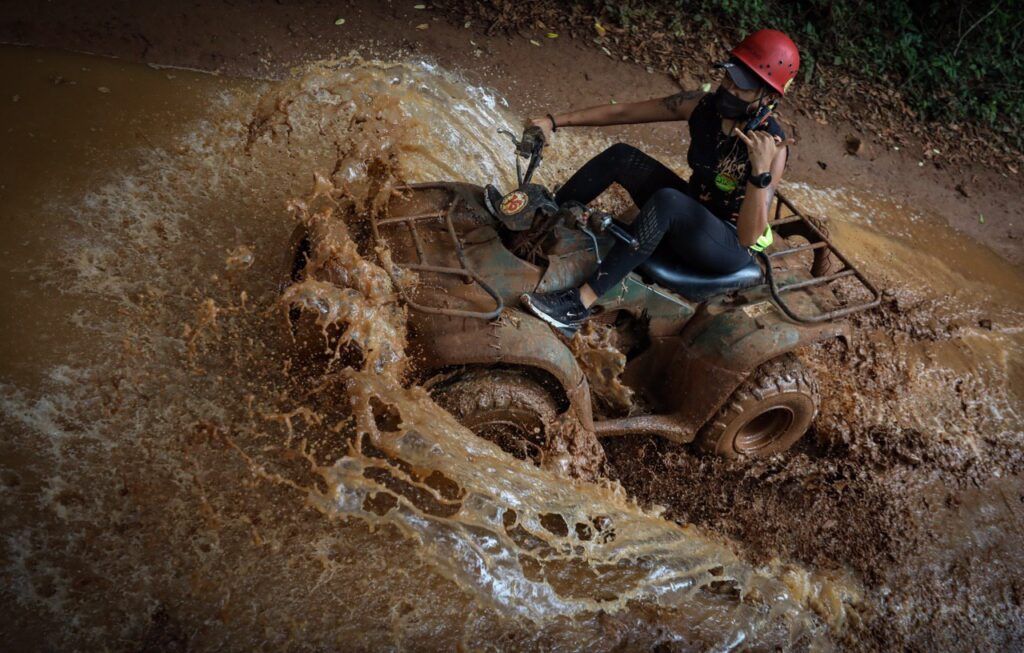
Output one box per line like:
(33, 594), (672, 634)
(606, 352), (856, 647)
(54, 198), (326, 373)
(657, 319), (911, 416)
(412, 311), (594, 430)
(661, 291), (849, 440)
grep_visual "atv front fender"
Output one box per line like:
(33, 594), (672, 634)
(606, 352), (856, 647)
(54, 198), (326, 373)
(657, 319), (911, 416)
(411, 311), (594, 431)
(663, 295), (849, 439)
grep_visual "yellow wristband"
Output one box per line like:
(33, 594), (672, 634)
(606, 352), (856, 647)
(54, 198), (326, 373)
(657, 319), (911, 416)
(749, 225), (774, 253)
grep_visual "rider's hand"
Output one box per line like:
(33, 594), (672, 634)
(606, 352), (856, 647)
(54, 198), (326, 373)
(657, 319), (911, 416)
(529, 116), (555, 142)
(733, 128), (792, 174)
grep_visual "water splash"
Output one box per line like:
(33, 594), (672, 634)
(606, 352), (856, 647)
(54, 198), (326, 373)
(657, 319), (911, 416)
(0, 52), (834, 650)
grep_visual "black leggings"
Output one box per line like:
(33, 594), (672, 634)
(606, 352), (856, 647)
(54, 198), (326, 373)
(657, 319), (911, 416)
(556, 143), (752, 297)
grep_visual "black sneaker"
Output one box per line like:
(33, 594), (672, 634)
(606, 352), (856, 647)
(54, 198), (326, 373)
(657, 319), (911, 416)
(483, 184), (504, 218)
(521, 288), (592, 334)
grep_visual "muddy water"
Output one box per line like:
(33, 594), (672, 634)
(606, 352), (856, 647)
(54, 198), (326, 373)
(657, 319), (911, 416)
(786, 182), (1024, 450)
(0, 45), (1021, 651)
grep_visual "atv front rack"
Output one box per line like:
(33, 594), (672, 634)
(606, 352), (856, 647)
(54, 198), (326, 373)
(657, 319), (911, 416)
(760, 192), (881, 323)
(372, 182), (504, 321)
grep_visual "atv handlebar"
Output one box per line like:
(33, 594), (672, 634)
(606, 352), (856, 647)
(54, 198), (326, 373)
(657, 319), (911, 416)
(497, 126), (640, 256)
(498, 126), (545, 186)
(517, 124), (546, 157)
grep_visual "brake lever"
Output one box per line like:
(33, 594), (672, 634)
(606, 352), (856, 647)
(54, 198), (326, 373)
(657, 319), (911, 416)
(588, 211), (639, 251)
(498, 128), (520, 148)
(580, 225), (602, 264)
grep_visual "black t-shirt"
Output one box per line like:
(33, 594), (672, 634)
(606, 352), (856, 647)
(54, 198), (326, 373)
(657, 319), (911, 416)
(686, 93), (785, 221)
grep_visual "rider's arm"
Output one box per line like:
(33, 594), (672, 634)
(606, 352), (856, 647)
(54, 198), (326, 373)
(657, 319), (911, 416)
(735, 130), (790, 248)
(537, 89), (704, 132)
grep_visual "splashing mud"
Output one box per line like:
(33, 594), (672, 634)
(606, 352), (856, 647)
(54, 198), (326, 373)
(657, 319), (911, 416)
(0, 48), (837, 650)
(570, 322), (635, 417)
(605, 169), (1024, 648)
(1, 45), (1022, 651)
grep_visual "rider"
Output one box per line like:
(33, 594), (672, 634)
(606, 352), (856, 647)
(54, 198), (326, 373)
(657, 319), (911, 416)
(518, 29), (799, 333)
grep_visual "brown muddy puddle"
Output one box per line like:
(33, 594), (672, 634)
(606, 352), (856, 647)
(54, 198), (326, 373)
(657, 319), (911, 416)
(1, 46), (1022, 651)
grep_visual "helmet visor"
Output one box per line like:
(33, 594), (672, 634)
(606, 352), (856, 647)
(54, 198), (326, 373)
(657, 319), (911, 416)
(715, 58), (762, 91)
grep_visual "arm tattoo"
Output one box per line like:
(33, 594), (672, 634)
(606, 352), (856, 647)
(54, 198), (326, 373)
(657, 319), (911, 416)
(661, 89), (704, 113)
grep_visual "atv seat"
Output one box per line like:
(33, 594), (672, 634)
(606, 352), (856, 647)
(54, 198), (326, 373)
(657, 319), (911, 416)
(636, 246), (763, 302)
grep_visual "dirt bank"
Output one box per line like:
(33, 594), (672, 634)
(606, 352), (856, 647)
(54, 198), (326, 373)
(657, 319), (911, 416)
(1, 0), (1021, 267)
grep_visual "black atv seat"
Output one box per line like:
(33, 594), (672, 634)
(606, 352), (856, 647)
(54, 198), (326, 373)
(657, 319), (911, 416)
(636, 246), (763, 302)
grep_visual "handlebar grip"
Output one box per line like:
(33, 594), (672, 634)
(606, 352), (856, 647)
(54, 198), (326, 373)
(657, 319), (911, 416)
(519, 125), (546, 156)
(607, 223), (640, 251)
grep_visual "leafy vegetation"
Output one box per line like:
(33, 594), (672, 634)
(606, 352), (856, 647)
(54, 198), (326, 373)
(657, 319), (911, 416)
(598, 0), (1023, 146)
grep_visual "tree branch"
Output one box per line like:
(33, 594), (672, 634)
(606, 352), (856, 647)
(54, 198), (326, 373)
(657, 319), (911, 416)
(953, 2), (1001, 58)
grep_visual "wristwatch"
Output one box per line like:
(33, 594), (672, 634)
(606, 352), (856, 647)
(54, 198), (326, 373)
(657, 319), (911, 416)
(748, 171), (772, 188)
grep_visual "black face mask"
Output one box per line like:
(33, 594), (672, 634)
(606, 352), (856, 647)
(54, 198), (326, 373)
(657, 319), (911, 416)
(714, 86), (753, 119)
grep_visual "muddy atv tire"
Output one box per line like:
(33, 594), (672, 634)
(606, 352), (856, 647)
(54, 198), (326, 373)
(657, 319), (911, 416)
(696, 354), (819, 458)
(431, 369), (558, 464)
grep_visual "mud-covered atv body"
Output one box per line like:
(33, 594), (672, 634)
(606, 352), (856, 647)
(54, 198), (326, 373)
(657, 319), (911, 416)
(285, 129), (880, 459)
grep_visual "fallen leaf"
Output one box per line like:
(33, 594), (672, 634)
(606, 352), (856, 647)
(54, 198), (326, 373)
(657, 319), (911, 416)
(547, 33), (558, 39)
(416, 23), (429, 30)
(414, 4), (426, 8)
(979, 214), (985, 224)
(594, 21), (607, 37)
(97, 86), (111, 93)
(700, 82), (711, 92)
(334, 17), (345, 25)
(529, 39), (541, 46)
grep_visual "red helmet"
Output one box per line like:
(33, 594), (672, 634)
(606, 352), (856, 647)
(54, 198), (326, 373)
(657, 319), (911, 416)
(730, 29), (800, 95)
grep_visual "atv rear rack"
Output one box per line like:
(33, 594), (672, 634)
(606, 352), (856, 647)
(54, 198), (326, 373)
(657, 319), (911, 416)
(372, 182), (504, 321)
(760, 192), (881, 323)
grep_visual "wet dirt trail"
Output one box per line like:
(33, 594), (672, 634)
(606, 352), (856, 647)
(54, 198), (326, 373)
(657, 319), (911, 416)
(1, 45), (1022, 651)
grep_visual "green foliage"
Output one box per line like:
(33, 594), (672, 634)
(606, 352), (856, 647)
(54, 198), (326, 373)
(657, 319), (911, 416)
(596, 0), (1024, 143)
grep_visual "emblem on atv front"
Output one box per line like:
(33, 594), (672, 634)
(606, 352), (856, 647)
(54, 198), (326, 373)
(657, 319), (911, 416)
(500, 190), (528, 215)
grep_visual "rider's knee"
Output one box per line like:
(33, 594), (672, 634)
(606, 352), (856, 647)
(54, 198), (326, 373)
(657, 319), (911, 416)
(605, 142), (640, 159)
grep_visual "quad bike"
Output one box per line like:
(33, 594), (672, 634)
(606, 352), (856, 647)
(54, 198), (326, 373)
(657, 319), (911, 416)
(284, 126), (880, 460)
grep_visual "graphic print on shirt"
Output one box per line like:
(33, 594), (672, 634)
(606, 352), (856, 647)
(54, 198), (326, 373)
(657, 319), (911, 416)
(686, 93), (784, 221)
